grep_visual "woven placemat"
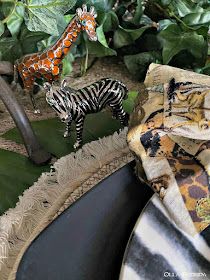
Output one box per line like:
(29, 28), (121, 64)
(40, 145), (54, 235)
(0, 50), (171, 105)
(0, 127), (133, 280)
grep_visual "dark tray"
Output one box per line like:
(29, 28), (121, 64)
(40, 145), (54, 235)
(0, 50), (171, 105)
(17, 161), (153, 280)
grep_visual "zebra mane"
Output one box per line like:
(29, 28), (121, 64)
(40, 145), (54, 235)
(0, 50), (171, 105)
(61, 79), (78, 95)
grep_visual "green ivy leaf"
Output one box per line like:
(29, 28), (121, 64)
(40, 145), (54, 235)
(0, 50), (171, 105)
(183, 11), (210, 27)
(62, 52), (74, 78)
(158, 19), (175, 31)
(0, 37), (22, 62)
(160, 0), (172, 6)
(96, 24), (109, 47)
(122, 91), (138, 113)
(56, 13), (70, 34)
(85, 21), (116, 57)
(193, 26), (209, 38)
(103, 11), (119, 32)
(64, 14), (75, 24)
(25, 9), (59, 36)
(19, 25), (49, 55)
(113, 25), (150, 48)
(86, 0), (115, 12)
(201, 63), (210, 75)
(33, 0), (77, 14)
(0, 24), (48, 61)
(24, 0), (77, 35)
(132, 0), (143, 25)
(1, 2), (13, 18)
(0, 21), (4, 37)
(7, 5), (25, 36)
(124, 51), (161, 80)
(140, 15), (153, 26)
(86, 40), (116, 57)
(174, 0), (203, 17)
(197, 0), (210, 9)
(159, 24), (205, 64)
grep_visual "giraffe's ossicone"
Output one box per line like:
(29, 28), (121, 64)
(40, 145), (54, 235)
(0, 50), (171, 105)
(14, 4), (97, 110)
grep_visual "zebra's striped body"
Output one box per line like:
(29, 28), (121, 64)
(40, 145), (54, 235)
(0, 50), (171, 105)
(44, 78), (129, 149)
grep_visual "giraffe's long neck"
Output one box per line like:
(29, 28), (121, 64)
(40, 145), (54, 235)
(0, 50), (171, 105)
(50, 16), (82, 62)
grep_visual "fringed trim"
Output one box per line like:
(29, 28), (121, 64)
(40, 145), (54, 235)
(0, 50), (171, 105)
(0, 128), (133, 280)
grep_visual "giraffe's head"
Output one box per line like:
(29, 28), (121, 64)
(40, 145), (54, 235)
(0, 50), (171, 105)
(76, 4), (97, 41)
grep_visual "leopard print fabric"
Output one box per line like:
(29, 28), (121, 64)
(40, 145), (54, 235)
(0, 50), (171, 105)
(127, 79), (210, 235)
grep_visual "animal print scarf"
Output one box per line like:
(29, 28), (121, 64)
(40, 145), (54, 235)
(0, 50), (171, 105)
(127, 77), (210, 236)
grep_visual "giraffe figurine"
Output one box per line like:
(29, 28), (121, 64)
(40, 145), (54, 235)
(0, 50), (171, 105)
(14, 4), (97, 113)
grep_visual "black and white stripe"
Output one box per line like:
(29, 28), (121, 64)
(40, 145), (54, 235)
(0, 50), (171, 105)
(120, 195), (210, 280)
(44, 78), (129, 149)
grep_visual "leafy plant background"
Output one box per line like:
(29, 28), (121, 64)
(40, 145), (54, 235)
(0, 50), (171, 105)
(0, 0), (210, 80)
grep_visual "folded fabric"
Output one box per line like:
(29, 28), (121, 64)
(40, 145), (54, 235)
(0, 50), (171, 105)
(120, 195), (210, 280)
(127, 66), (210, 236)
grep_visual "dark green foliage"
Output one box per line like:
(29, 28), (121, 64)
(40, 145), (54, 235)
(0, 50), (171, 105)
(0, 149), (49, 214)
(124, 51), (161, 80)
(0, 0), (210, 79)
(159, 24), (207, 65)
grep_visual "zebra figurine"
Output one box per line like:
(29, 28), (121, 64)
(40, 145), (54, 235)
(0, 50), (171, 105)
(44, 78), (129, 149)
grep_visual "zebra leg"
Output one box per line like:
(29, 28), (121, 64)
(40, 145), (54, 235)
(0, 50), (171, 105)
(111, 110), (117, 120)
(63, 121), (72, 138)
(74, 117), (85, 149)
(112, 103), (129, 126)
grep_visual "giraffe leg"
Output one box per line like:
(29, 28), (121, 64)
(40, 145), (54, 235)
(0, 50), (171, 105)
(52, 74), (61, 84)
(22, 75), (40, 114)
(43, 73), (54, 83)
(11, 63), (23, 93)
(74, 117), (85, 149)
(13, 63), (19, 85)
(30, 92), (41, 114)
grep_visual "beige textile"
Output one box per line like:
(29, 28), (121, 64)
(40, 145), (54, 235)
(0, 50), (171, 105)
(128, 64), (210, 236)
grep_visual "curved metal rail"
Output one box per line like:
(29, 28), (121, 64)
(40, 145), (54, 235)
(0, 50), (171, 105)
(0, 76), (51, 165)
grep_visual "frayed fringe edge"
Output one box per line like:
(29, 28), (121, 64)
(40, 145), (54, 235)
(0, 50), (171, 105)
(0, 128), (133, 280)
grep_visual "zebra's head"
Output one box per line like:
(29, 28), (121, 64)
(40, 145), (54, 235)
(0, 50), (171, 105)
(44, 81), (72, 123)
